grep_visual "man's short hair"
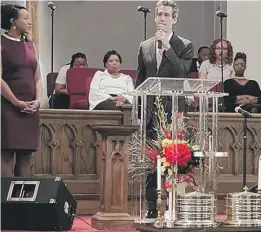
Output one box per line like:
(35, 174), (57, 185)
(197, 46), (209, 54)
(155, 0), (179, 19)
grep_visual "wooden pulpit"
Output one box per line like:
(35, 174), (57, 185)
(91, 125), (139, 230)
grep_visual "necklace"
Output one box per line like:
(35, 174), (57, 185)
(215, 62), (227, 68)
(109, 73), (120, 78)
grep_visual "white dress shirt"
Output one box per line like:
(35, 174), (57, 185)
(199, 60), (233, 81)
(156, 32), (173, 70)
(55, 64), (70, 85)
(89, 70), (134, 110)
(196, 61), (200, 72)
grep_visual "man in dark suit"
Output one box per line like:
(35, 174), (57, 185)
(135, 0), (194, 218)
(189, 46), (210, 73)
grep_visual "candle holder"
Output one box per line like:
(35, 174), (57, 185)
(154, 189), (164, 228)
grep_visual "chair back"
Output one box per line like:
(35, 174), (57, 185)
(188, 72), (199, 78)
(66, 68), (103, 108)
(46, 72), (58, 97)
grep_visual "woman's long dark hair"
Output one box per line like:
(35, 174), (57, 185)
(209, 39), (233, 65)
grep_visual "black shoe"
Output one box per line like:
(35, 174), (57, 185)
(145, 201), (157, 218)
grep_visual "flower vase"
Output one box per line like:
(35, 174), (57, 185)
(164, 182), (188, 223)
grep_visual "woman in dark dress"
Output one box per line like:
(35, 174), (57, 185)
(1, 4), (42, 176)
(224, 52), (261, 113)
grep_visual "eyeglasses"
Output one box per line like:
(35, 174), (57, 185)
(73, 64), (87, 67)
(215, 47), (228, 50)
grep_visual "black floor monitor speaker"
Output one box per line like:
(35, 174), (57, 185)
(1, 177), (77, 231)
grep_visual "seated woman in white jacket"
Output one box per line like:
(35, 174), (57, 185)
(89, 50), (134, 110)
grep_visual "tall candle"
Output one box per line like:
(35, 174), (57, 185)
(209, 135), (213, 151)
(157, 155), (161, 190)
(169, 191), (173, 219)
(258, 156), (261, 190)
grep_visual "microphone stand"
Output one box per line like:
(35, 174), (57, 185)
(218, 13), (226, 112)
(50, 7), (56, 109)
(142, 11), (149, 40)
(242, 114), (249, 189)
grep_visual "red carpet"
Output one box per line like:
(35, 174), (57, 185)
(2, 215), (227, 231)
(1, 215), (136, 232)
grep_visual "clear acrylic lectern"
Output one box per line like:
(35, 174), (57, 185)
(127, 77), (228, 223)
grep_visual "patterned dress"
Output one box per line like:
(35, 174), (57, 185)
(1, 33), (39, 152)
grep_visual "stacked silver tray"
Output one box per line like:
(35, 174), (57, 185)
(224, 188), (261, 227)
(175, 191), (217, 228)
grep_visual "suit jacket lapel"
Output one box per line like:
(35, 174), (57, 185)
(169, 33), (184, 57)
(157, 33), (181, 75)
(149, 37), (157, 76)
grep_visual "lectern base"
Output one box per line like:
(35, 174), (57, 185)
(91, 212), (134, 230)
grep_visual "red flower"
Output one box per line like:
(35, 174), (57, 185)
(164, 180), (172, 189)
(146, 147), (158, 164)
(177, 132), (184, 139)
(177, 112), (184, 119)
(163, 129), (172, 139)
(164, 143), (191, 166)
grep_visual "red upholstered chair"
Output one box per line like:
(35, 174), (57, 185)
(188, 72), (199, 79)
(66, 68), (103, 109)
(214, 83), (223, 92)
(69, 76), (94, 109)
(46, 72), (58, 97)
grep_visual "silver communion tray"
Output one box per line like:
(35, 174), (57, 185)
(224, 187), (261, 227)
(175, 191), (217, 228)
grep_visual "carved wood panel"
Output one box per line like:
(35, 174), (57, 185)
(32, 110), (124, 196)
(216, 118), (261, 176)
(31, 111), (260, 214)
(189, 113), (261, 179)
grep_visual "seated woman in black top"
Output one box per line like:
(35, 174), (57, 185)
(224, 52), (261, 113)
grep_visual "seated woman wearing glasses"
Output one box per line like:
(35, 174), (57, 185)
(224, 52), (261, 113)
(199, 39), (234, 81)
(89, 50), (134, 110)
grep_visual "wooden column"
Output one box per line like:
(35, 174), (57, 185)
(121, 104), (132, 125)
(26, 0), (39, 52)
(91, 125), (139, 230)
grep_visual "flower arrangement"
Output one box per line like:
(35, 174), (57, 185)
(145, 97), (201, 192)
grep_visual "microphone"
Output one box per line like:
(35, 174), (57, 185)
(216, 10), (227, 18)
(48, 2), (56, 10)
(235, 106), (252, 118)
(157, 26), (164, 49)
(158, 41), (162, 49)
(137, 6), (151, 13)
